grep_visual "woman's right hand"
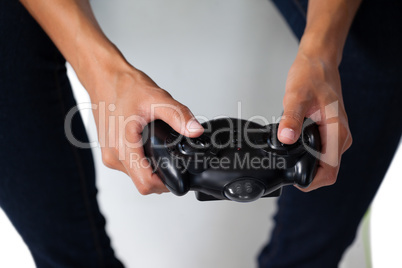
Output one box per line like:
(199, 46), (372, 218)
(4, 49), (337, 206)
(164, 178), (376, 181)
(20, 0), (204, 195)
(81, 58), (204, 195)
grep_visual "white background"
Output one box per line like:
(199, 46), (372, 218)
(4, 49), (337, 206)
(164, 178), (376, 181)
(0, 0), (400, 267)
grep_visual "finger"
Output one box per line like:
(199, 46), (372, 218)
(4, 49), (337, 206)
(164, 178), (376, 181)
(123, 147), (169, 195)
(102, 147), (167, 194)
(112, 111), (170, 195)
(296, 121), (342, 192)
(101, 148), (129, 174)
(278, 96), (311, 144)
(119, 132), (169, 195)
(296, 163), (339, 192)
(154, 98), (204, 138)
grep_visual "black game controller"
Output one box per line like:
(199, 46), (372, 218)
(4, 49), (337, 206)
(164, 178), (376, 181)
(142, 117), (320, 202)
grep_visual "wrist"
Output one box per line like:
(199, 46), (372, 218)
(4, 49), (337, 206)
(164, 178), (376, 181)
(298, 32), (343, 67)
(72, 38), (135, 97)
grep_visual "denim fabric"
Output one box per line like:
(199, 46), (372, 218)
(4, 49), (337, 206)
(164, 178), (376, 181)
(0, 1), (124, 267)
(258, 0), (402, 267)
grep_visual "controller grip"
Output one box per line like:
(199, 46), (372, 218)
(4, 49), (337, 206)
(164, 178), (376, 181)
(293, 119), (321, 187)
(142, 120), (190, 196)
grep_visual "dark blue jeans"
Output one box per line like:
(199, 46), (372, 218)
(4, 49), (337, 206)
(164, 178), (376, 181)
(258, 0), (402, 267)
(0, 1), (124, 267)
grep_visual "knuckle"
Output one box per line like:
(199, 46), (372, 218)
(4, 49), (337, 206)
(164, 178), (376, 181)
(339, 124), (353, 150)
(172, 104), (190, 121)
(144, 88), (172, 105)
(102, 150), (117, 169)
(298, 187), (311, 193)
(137, 184), (153, 195)
(177, 104), (190, 116)
(347, 133), (353, 148)
(325, 172), (337, 186)
(124, 121), (143, 140)
(344, 131), (353, 150)
(327, 177), (337, 186)
(339, 124), (348, 136)
(157, 88), (172, 99)
(282, 111), (304, 125)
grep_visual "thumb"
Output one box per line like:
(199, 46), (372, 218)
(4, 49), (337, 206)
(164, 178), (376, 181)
(154, 98), (204, 137)
(278, 100), (309, 144)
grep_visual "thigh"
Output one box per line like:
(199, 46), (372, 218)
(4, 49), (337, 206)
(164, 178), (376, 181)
(0, 2), (123, 267)
(259, 0), (402, 267)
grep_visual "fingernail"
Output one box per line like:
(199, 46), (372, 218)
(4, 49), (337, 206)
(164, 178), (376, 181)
(280, 128), (295, 141)
(186, 119), (203, 133)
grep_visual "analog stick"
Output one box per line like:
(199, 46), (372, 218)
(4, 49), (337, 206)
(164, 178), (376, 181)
(177, 136), (210, 155)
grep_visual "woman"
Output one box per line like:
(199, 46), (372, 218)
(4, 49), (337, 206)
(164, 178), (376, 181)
(0, 0), (400, 267)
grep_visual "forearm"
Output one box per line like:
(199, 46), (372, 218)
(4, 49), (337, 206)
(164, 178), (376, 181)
(20, 0), (127, 94)
(300, 0), (362, 65)
(20, 0), (202, 195)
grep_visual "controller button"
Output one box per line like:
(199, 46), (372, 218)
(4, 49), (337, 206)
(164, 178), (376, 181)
(302, 133), (312, 146)
(193, 138), (209, 148)
(178, 140), (197, 155)
(223, 179), (265, 202)
(177, 136), (211, 155)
